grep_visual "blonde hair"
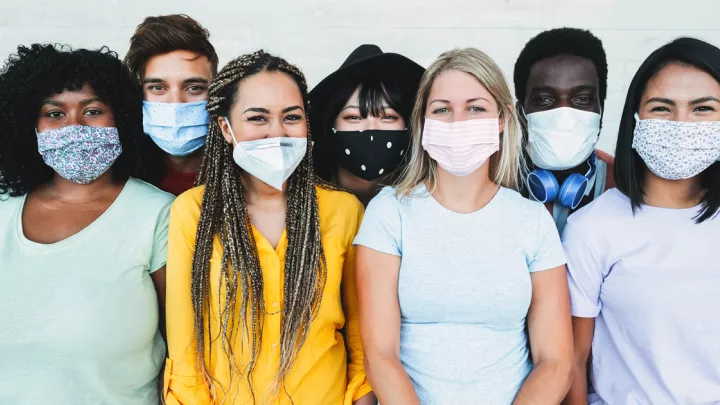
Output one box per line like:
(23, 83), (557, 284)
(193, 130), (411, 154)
(395, 47), (526, 196)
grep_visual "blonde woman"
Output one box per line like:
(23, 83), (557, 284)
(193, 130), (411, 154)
(354, 48), (573, 404)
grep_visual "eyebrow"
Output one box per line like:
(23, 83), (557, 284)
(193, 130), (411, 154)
(530, 85), (597, 93)
(690, 96), (720, 105)
(42, 97), (102, 107)
(244, 107), (270, 114)
(430, 97), (489, 104)
(645, 97), (676, 106)
(282, 105), (303, 113)
(143, 77), (209, 85)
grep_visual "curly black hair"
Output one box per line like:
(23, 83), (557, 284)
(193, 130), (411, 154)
(513, 27), (608, 107)
(0, 43), (164, 196)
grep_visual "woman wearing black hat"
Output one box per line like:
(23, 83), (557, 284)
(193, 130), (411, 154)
(310, 45), (424, 205)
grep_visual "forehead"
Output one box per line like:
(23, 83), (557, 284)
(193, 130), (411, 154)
(44, 83), (99, 102)
(527, 55), (599, 91)
(143, 50), (213, 80)
(643, 63), (720, 99)
(429, 69), (493, 100)
(235, 71), (303, 107)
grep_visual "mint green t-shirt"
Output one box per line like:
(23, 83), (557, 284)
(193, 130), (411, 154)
(0, 178), (173, 405)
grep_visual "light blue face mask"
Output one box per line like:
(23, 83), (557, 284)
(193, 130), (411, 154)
(143, 101), (210, 156)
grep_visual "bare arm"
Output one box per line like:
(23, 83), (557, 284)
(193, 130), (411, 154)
(356, 246), (420, 405)
(562, 317), (595, 405)
(151, 266), (167, 342)
(513, 266), (574, 405)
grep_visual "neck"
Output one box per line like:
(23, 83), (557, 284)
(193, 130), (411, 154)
(433, 163), (499, 213)
(240, 172), (287, 206)
(45, 171), (118, 203)
(166, 148), (204, 173)
(643, 170), (704, 209)
(336, 167), (381, 206)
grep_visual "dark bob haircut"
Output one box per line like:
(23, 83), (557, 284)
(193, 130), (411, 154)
(614, 37), (720, 223)
(0, 44), (164, 196)
(312, 77), (412, 182)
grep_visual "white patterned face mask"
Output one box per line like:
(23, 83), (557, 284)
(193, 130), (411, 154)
(632, 114), (720, 180)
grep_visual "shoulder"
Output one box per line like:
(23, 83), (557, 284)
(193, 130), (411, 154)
(126, 178), (175, 208)
(566, 188), (630, 231)
(170, 185), (205, 226)
(496, 187), (548, 218)
(0, 193), (22, 223)
(595, 148), (614, 165)
(316, 185), (363, 218)
(315, 185), (364, 234)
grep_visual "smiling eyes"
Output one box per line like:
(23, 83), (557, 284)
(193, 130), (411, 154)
(247, 114), (304, 123)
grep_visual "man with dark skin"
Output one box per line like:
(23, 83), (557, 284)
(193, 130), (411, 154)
(514, 28), (614, 232)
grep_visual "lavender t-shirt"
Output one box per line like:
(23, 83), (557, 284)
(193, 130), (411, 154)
(563, 188), (720, 405)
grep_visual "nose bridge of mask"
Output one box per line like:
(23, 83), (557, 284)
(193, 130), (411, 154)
(36, 125), (119, 152)
(422, 118), (500, 145)
(143, 101), (210, 127)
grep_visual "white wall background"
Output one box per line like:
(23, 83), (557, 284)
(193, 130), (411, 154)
(2, 0), (720, 154)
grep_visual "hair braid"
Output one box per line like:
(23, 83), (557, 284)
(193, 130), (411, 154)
(190, 50), (337, 404)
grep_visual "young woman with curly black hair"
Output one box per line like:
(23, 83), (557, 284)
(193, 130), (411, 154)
(0, 44), (172, 405)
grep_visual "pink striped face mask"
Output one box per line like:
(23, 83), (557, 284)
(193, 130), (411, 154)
(422, 117), (501, 176)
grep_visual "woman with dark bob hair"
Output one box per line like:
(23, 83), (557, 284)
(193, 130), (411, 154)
(0, 44), (172, 404)
(563, 37), (720, 405)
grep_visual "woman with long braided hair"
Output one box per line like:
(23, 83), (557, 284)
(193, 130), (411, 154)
(164, 50), (375, 405)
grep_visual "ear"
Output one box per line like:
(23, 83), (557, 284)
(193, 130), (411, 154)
(218, 116), (235, 145)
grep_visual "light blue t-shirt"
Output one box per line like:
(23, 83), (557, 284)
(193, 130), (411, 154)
(354, 185), (566, 405)
(0, 178), (173, 405)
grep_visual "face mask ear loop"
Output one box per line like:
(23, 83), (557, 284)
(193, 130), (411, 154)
(225, 117), (238, 147)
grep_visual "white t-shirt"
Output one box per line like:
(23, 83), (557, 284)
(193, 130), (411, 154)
(563, 188), (720, 405)
(354, 185), (566, 405)
(0, 178), (173, 405)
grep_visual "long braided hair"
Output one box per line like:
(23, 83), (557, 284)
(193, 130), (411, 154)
(192, 50), (334, 403)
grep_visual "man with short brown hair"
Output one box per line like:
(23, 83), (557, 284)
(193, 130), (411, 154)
(126, 14), (218, 195)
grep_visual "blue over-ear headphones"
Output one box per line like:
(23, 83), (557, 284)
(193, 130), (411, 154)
(527, 152), (597, 210)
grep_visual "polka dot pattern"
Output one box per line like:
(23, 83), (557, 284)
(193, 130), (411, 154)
(332, 129), (411, 181)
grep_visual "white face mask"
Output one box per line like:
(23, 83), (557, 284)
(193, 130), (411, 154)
(633, 114), (720, 180)
(225, 118), (308, 190)
(526, 107), (601, 170)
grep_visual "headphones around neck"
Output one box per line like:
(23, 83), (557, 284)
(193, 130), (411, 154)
(527, 152), (597, 210)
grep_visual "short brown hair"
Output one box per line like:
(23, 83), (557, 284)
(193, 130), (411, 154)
(125, 14), (219, 79)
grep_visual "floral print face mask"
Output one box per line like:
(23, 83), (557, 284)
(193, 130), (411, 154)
(36, 125), (122, 184)
(632, 114), (720, 180)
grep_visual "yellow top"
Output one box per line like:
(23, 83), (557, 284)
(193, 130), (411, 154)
(164, 185), (372, 405)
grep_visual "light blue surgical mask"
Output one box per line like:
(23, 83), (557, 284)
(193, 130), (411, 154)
(143, 101), (209, 156)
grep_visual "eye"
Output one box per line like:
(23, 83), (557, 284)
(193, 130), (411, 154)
(432, 107), (449, 114)
(382, 114), (399, 120)
(285, 114), (303, 121)
(343, 115), (362, 121)
(84, 108), (104, 116)
(694, 105), (716, 112)
(148, 85), (164, 92)
(574, 95), (594, 105)
(45, 110), (64, 119)
(532, 96), (553, 105)
(187, 85), (207, 93)
(468, 106), (485, 113)
(247, 115), (267, 122)
(650, 106), (671, 113)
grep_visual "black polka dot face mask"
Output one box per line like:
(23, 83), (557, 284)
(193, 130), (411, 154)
(332, 129), (409, 181)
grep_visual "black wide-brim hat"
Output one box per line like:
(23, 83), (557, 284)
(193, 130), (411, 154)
(309, 44), (425, 120)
